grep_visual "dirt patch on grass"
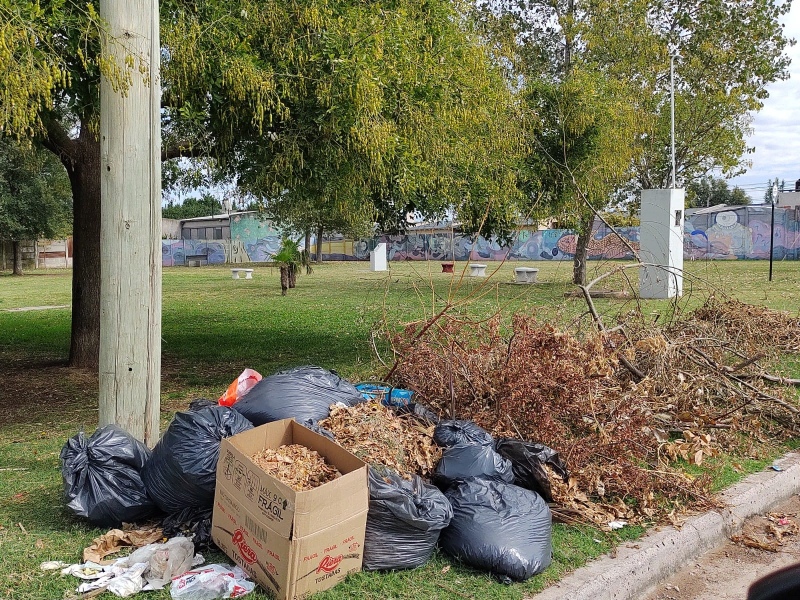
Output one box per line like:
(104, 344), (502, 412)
(0, 352), (228, 428)
(0, 353), (97, 427)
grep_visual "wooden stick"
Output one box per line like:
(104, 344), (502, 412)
(579, 285), (645, 381)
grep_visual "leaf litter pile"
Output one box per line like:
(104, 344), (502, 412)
(251, 444), (341, 491)
(319, 402), (441, 478)
(386, 297), (800, 526)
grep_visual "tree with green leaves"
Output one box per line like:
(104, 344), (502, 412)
(0, 140), (72, 275)
(214, 0), (528, 250)
(687, 176), (750, 208)
(763, 177), (787, 204)
(162, 194), (223, 220)
(1, 0), (527, 366)
(475, 0), (792, 283)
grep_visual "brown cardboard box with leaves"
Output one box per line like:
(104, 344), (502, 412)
(212, 419), (368, 600)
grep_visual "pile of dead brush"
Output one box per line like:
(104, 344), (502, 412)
(385, 297), (800, 527)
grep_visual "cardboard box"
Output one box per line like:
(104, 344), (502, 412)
(212, 419), (369, 600)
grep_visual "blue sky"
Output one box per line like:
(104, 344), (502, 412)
(726, 3), (800, 203)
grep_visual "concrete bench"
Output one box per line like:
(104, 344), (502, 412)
(441, 262), (454, 273)
(514, 267), (539, 284)
(231, 268), (254, 279)
(186, 253), (208, 267)
(469, 263), (487, 277)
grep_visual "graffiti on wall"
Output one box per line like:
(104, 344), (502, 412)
(231, 213), (282, 262)
(161, 240), (228, 266)
(161, 207), (800, 266)
(684, 207), (800, 260)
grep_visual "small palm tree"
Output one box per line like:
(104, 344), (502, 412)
(273, 236), (312, 295)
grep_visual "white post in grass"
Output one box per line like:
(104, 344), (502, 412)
(99, 0), (162, 445)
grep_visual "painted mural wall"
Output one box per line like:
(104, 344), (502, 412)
(160, 207), (800, 265)
(684, 207), (800, 260)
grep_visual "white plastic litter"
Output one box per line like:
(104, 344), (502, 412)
(608, 520), (628, 531)
(61, 562), (107, 579)
(170, 564), (255, 599)
(106, 563), (148, 597)
(62, 537), (199, 596)
(40, 560), (68, 571)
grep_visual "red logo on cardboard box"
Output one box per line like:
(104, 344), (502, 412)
(316, 555), (343, 574)
(232, 529), (257, 565)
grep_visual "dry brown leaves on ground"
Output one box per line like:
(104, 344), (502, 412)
(251, 444), (341, 491)
(320, 402), (441, 478)
(387, 298), (800, 526)
(732, 512), (800, 552)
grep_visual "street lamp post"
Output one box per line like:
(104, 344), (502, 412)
(769, 183), (777, 282)
(670, 54), (676, 188)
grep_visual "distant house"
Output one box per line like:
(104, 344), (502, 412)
(777, 191), (800, 209)
(178, 213), (235, 240)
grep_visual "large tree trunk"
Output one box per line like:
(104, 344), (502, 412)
(65, 128), (102, 369)
(12, 241), (22, 275)
(315, 224), (324, 265)
(572, 216), (593, 286)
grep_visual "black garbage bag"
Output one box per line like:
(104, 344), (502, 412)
(494, 438), (569, 503)
(433, 420), (493, 447)
(60, 425), (156, 527)
(393, 402), (440, 425)
(162, 506), (214, 548)
(231, 365), (364, 425)
(188, 398), (217, 411)
(296, 418), (336, 441)
(142, 405), (253, 514)
(364, 468), (453, 571)
(434, 443), (513, 488)
(439, 478), (552, 581)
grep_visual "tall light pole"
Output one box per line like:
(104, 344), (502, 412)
(670, 54), (676, 189)
(769, 183), (777, 282)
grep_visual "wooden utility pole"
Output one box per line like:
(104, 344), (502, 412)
(99, 0), (161, 445)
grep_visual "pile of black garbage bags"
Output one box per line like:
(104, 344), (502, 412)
(60, 364), (569, 582)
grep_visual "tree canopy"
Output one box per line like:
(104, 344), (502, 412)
(0, 139), (72, 240)
(162, 194), (223, 220)
(686, 176), (750, 209)
(159, 0), (528, 241)
(474, 0), (793, 282)
(0, 139), (72, 273)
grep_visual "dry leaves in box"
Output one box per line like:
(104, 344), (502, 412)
(251, 444), (341, 491)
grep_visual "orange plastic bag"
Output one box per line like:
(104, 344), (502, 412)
(218, 368), (262, 407)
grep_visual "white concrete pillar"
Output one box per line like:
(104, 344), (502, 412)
(370, 243), (387, 271)
(639, 189), (684, 299)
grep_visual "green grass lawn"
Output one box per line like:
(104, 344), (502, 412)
(0, 258), (798, 600)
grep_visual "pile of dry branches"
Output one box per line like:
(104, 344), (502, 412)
(386, 298), (800, 525)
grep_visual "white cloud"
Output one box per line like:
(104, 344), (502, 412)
(727, 3), (800, 201)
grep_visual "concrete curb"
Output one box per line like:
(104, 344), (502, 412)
(530, 451), (800, 600)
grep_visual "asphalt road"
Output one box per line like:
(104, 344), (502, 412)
(643, 494), (800, 600)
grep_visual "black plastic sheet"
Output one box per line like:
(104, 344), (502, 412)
(494, 438), (569, 502)
(142, 405), (253, 514)
(433, 420), (493, 447)
(60, 425), (156, 527)
(434, 442), (514, 488)
(439, 478), (552, 581)
(296, 418), (336, 441)
(231, 365), (364, 425)
(364, 468), (453, 571)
